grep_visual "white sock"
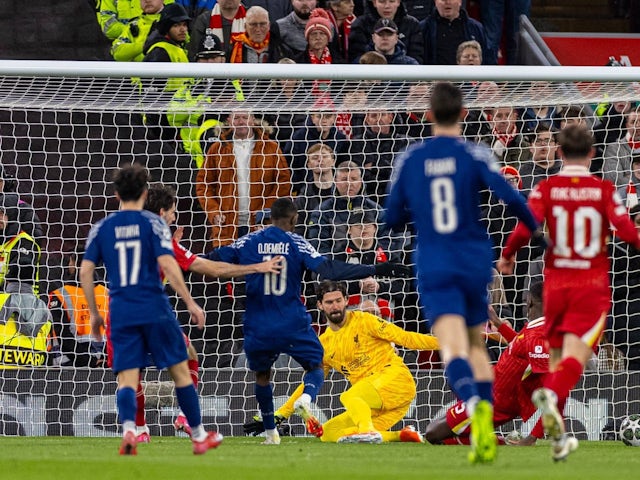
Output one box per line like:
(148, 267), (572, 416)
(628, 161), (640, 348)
(123, 421), (136, 434)
(191, 424), (207, 442)
(265, 428), (278, 437)
(466, 395), (480, 417)
(297, 393), (312, 407)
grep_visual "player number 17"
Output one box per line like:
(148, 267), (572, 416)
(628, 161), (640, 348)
(263, 255), (287, 296)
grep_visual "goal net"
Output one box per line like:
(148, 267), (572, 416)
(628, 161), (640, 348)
(0, 62), (639, 440)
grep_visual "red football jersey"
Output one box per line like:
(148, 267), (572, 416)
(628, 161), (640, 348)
(504, 165), (640, 279)
(159, 239), (198, 283)
(493, 317), (548, 420)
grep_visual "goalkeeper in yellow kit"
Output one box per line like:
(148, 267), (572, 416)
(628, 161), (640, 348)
(245, 280), (439, 443)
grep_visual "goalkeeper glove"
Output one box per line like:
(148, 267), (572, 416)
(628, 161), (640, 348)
(243, 414), (287, 436)
(374, 262), (411, 278)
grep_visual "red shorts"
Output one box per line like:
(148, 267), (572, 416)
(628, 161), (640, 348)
(544, 274), (609, 350)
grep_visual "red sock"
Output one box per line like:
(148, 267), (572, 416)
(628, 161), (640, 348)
(188, 358), (199, 388)
(531, 418), (545, 439)
(544, 357), (583, 413)
(135, 382), (146, 427)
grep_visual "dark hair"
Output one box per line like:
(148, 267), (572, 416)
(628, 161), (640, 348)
(113, 164), (149, 202)
(430, 82), (463, 126)
(144, 183), (177, 215)
(315, 280), (348, 302)
(270, 197), (297, 220)
(557, 125), (594, 159)
(529, 281), (543, 305)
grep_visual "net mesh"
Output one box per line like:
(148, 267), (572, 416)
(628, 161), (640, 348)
(0, 66), (639, 440)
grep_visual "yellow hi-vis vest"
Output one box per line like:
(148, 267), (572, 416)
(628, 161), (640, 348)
(145, 41), (190, 92)
(0, 293), (51, 369)
(0, 231), (41, 295)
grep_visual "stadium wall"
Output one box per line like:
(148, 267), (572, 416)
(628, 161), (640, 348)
(1, 369), (639, 440)
(0, 0), (110, 61)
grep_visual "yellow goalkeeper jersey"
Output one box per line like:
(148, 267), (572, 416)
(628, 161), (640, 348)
(320, 310), (439, 385)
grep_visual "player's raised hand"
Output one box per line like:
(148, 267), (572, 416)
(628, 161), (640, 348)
(257, 255), (284, 274)
(496, 256), (515, 275)
(173, 225), (184, 243)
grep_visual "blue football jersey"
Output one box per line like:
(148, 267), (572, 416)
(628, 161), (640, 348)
(385, 136), (536, 277)
(84, 209), (175, 327)
(214, 226), (326, 338)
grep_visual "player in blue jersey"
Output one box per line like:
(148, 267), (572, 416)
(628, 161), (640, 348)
(385, 82), (541, 464)
(207, 197), (410, 445)
(79, 164), (222, 456)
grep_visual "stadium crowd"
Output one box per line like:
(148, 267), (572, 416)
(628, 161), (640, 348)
(1, 0), (640, 382)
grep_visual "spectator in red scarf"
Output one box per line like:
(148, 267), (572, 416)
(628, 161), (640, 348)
(228, 6), (292, 62)
(293, 8), (345, 65)
(325, 0), (356, 60)
(189, 0), (247, 60)
(481, 106), (528, 167)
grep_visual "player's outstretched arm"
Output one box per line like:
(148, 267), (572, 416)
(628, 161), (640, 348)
(158, 254), (205, 329)
(315, 259), (412, 281)
(189, 255), (283, 278)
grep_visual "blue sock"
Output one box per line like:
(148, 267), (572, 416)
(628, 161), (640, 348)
(255, 383), (275, 430)
(445, 357), (478, 403)
(116, 387), (137, 425)
(302, 367), (324, 401)
(175, 385), (202, 429)
(476, 381), (493, 403)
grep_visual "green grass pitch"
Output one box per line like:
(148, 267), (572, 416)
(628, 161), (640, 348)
(1, 437), (639, 480)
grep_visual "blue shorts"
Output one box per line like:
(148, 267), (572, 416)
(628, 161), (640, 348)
(109, 316), (188, 374)
(418, 272), (490, 329)
(244, 326), (323, 373)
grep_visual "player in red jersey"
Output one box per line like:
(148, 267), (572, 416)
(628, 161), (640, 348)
(425, 282), (547, 446)
(498, 125), (640, 461)
(105, 183), (282, 442)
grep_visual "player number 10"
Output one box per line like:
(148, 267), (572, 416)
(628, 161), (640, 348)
(552, 205), (601, 258)
(263, 255), (287, 296)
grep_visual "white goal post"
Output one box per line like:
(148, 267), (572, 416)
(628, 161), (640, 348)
(0, 61), (639, 440)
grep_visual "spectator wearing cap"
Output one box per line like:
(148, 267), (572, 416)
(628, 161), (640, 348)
(142, 3), (191, 94)
(284, 95), (349, 194)
(228, 6), (292, 63)
(189, 0), (247, 61)
(274, 0), (320, 56)
(325, 0), (356, 59)
(293, 8), (345, 64)
(348, 0), (423, 64)
(294, 143), (337, 236)
(111, 0), (165, 61)
(354, 18), (418, 65)
(143, 3), (190, 62)
(420, 0), (490, 65)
